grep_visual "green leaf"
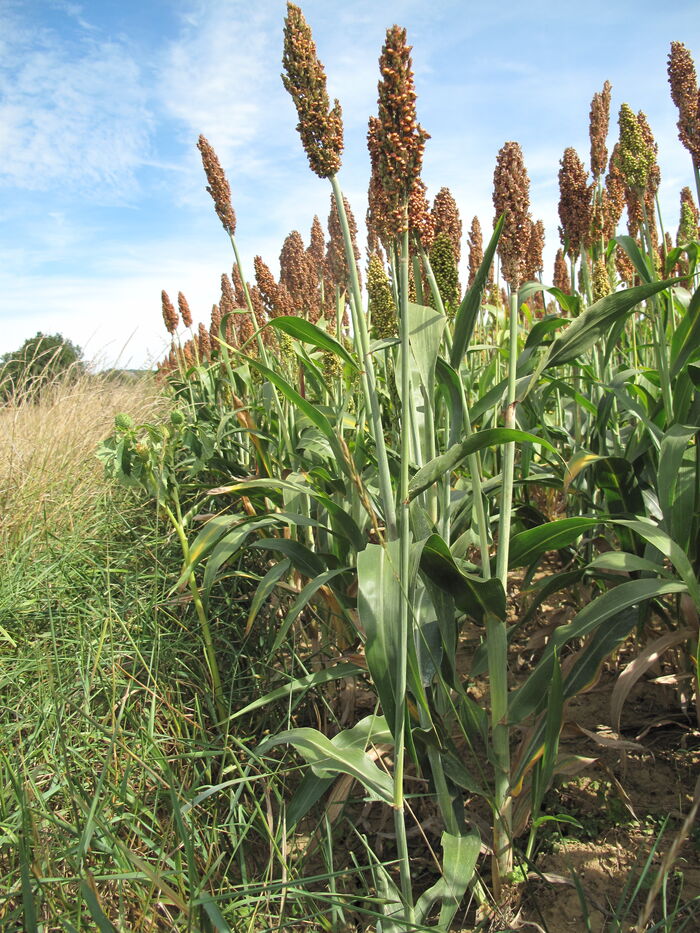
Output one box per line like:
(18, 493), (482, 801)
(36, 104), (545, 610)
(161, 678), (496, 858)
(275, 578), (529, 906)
(614, 235), (653, 283)
(419, 534), (506, 623)
(245, 559), (291, 634)
(271, 567), (350, 653)
(250, 537), (328, 581)
(409, 428), (558, 501)
(524, 314), (568, 349)
(407, 301), (446, 392)
(451, 215), (504, 368)
(244, 357), (350, 478)
(357, 541), (403, 733)
(545, 278), (680, 368)
(201, 516), (280, 597)
(586, 552), (669, 576)
(414, 830), (480, 927)
(230, 661), (364, 721)
(435, 357), (465, 446)
(80, 880), (119, 932)
(509, 578), (687, 723)
(508, 516), (601, 569)
(671, 283), (700, 377)
(612, 518), (700, 607)
(287, 714), (392, 827)
(258, 727), (393, 803)
(657, 425), (696, 543)
(269, 316), (359, 370)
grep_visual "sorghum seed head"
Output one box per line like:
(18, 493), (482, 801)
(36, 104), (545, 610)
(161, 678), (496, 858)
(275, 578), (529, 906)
(282, 3), (344, 178)
(678, 186), (699, 243)
(604, 143), (626, 237)
(198, 322), (211, 360)
(373, 25), (430, 236)
(615, 243), (636, 286)
(231, 264), (247, 308)
(553, 248), (571, 293)
(429, 231), (460, 313)
(197, 135), (237, 235)
(667, 42), (700, 165)
(161, 290), (178, 335)
(431, 187), (462, 263)
(408, 177), (434, 248)
(525, 218), (545, 280)
(367, 252), (397, 339)
(589, 80), (612, 180)
(492, 140), (531, 290)
(177, 291), (193, 328)
(616, 104), (655, 192)
(558, 147), (591, 257)
(308, 215), (326, 272)
(220, 273), (236, 319)
(326, 193), (360, 289)
(467, 216), (484, 287)
(280, 230), (311, 312)
(592, 256), (612, 301)
(210, 303), (221, 340)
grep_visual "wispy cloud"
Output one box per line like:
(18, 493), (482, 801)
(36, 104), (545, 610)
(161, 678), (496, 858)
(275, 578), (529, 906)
(0, 5), (152, 199)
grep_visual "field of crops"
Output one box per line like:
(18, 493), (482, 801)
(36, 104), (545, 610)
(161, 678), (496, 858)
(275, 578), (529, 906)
(2, 4), (700, 931)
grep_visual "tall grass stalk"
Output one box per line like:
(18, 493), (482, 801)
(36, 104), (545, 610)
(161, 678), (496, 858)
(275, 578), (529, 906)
(331, 174), (398, 540)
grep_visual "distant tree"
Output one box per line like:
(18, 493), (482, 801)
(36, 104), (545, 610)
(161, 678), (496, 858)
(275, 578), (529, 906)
(0, 332), (85, 399)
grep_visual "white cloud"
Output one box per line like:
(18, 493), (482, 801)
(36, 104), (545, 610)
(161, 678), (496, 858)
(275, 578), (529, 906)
(0, 9), (152, 198)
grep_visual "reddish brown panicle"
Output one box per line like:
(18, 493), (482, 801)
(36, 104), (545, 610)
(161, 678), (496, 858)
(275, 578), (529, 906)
(282, 3), (344, 178)
(467, 216), (484, 287)
(492, 141), (532, 290)
(590, 80), (612, 180)
(197, 135), (237, 235)
(667, 42), (700, 166)
(177, 291), (193, 328)
(161, 290), (178, 335)
(558, 147), (591, 257)
(373, 25), (430, 236)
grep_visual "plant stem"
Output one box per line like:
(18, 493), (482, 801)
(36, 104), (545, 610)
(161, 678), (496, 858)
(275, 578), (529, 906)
(395, 221), (414, 921)
(418, 241), (491, 577)
(330, 175), (397, 540)
(491, 289), (519, 888)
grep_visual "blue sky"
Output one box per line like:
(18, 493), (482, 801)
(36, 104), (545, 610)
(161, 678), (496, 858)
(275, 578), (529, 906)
(1, 0), (699, 368)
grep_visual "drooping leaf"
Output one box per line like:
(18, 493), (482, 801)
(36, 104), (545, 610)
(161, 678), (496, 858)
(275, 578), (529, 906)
(409, 428), (558, 502)
(508, 516), (601, 569)
(357, 541), (403, 733)
(419, 534), (506, 623)
(250, 537), (328, 581)
(545, 278), (679, 368)
(230, 661), (365, 721)
(269, 316), (359, 369)
(244, 357), (350, 478)
(671, 283), (700, 377)
(270, 566), (350, 653)
(414, 830), (481, 927)
(509, 578), (688, 723)
(610, 628), (697, 734)
(245, 559), (291, 635)
(257, 727), (393, 803)
(451, 215), (504, 368)
(614, 235), (653, 283)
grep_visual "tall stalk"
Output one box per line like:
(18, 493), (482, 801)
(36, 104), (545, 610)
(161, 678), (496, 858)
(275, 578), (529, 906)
(491, 289), (518, 887)
(330, 175), (398, 541)
(419, 241), (492, 577)
(394, 221), (415, 920)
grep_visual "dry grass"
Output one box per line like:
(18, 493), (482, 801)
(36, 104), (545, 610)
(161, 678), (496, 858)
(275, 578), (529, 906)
(0, 366), (164, 556)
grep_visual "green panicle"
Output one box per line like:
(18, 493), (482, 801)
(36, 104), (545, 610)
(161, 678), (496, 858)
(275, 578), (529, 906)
(367, 253), (397, 339)
(429, 231), (460, 316)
